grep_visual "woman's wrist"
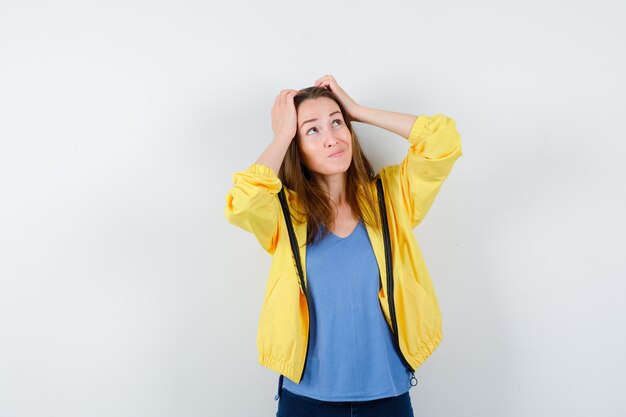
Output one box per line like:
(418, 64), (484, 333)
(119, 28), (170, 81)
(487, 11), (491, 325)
(350, 106), (418, 139)
(272, 134), (294, 147)
(352, 105), (377, 125)
(350, 105), (368, 123)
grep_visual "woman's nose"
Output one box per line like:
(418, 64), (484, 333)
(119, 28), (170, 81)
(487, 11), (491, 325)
(323, 130), (339, 146)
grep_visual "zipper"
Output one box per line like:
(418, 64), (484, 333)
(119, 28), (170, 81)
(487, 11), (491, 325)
(377, 178), (418, 387)
(277, 188), (310, 385)
(378, 275), (418, 387)
(383, 244), (415, 374)
(386, 273), (418, 386)
(274, 275), (309, 398)
(299, 287), (310, 383)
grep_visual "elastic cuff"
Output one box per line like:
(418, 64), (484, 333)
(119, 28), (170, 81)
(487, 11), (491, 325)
(247, 163), (278, 178)
(407, 115), (435, 146)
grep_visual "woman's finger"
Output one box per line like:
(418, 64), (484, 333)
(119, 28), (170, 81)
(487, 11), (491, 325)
(315, 74), (335, 83)
(280, 90), (298, 100)
(275, 90), (297, 106)
(278, 89), (297, 96)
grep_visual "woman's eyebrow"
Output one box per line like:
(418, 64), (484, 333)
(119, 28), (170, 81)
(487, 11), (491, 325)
(300, 111), (341, 128)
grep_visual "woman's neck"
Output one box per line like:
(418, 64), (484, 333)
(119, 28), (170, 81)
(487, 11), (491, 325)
(314, 172), (347, 205)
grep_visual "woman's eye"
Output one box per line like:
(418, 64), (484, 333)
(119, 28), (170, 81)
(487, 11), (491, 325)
(332, 119), (342, 126)
(306, 127), (318, 135)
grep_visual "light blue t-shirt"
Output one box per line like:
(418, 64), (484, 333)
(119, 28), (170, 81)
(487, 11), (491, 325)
(282, 221), (412, 401)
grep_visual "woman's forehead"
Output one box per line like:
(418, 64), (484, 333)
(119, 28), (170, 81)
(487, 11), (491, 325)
(297, 97), (341, 121)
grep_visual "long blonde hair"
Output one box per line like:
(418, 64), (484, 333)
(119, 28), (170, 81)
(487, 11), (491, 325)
(278, 86), (379, 244)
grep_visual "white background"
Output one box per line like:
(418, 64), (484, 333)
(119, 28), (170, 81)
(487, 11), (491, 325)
(1, 1), (625, 416)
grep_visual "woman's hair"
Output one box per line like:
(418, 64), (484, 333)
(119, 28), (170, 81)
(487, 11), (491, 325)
(278, 86), (379, 244)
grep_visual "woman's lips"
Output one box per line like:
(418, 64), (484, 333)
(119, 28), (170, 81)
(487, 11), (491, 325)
(329, 149), (344, 158)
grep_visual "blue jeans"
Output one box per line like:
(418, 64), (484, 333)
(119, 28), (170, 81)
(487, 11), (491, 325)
(276, 387), (415, 417)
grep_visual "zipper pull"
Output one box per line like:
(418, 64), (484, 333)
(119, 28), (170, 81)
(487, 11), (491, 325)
(274, 374), (284, 401)
(410, 372), (418, 386)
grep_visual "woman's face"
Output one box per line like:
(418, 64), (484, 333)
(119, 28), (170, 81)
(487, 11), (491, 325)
(296, 97), (353, 178)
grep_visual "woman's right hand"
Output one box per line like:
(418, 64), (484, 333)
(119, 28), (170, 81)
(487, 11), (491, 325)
(314, 75), (362, 121)
(271, 89), (299, 141)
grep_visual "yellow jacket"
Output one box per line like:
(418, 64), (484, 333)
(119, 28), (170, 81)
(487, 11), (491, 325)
(225, 114), (463, 383)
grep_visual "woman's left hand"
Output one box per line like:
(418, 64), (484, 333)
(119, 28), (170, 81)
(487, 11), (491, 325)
(314, 75), (363, 122)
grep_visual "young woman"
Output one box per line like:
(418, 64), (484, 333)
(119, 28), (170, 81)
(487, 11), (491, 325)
(225, 75), (463, 417)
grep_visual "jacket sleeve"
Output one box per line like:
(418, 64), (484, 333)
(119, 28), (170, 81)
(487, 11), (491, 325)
(224, 163), (282, 254)
(380, 114), (463, 228)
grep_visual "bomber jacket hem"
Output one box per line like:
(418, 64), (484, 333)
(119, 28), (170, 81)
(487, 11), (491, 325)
(409, 334), (443, 369)
(259, 353), (300, 383)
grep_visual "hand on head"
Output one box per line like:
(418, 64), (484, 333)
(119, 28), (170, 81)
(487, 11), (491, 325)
(313, 74), (361, 121)
(271, 89), (299, 141)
